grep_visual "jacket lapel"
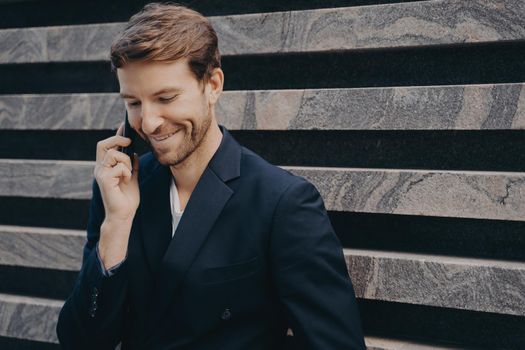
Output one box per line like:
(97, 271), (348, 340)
(152, 126), (242, 313)
(139, 163), (173, 279)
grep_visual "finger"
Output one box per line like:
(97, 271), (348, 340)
(106, 162), (132, 182)
(96, 135), (131, 162)
(101, 149), (132, 171)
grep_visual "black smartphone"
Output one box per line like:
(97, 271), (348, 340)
(120, 111), (138, 167)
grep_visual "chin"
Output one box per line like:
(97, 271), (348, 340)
(153, 147), (194, 167)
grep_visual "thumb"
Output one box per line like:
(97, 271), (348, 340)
(131, 153), (140, 182)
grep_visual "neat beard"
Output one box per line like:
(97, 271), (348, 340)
(145, 110), (212, 167)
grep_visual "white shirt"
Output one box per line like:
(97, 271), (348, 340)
(170, 176), (184, 237)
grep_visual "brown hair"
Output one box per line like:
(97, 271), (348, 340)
(110, 2), (221, 84)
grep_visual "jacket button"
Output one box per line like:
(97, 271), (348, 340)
(221, 308), (231, 320)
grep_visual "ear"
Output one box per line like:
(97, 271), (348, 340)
(206, 67), (224, 106)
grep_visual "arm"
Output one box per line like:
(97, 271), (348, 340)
(270, 179), (366, 350)
(56, 181), (129, 349)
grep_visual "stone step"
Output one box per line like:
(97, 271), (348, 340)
(1, 225), (523, 316)
(0, 160), (523, 221)
(1, 0), (523, 64)
(1, 83), (524, 131)
(365, 336), (468, 350)
(345, 248), (525, 317)
(0, 225), (83, 270)
(0, 292), (61, 343)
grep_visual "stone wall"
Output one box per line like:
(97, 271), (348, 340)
(0, 1), (524, 348)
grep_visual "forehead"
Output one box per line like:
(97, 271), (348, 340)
(117, 59), (198, 96)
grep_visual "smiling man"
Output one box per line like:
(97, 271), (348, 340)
(57, 3), (365, 349)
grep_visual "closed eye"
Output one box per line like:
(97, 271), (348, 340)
(159, 95), (177, 103)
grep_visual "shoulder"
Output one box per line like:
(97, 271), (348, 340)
(238, 146), (316, 200)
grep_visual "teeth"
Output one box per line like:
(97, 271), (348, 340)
(156, 131), (177, 141)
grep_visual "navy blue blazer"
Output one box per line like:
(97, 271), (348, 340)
(57, 126), (365, 349)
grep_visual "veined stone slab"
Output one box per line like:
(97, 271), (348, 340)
(0, 225), (84, 270)
(345, 249), (525, 316)
(0, 159), (93, 200)
(1, 0), (524, 63)
(291, 167), (525, 222)
(0, 293), (61, 343)
(365, 336), (468, 350)
(1, 223), (523, 318)
(0, 160), (524, 221)
(0, 93), (124, 130)
(2, 84), (525, 130)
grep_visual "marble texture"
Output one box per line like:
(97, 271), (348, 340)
(218, 84), (525, 130)
(0, 248), (522, 346)
(1, 160), (524, 221)
(2, 84), (525, 130)
(1, 0), (524, 63)
(0, 293), (61, 343)
(345, 249), (525, 316)
(0, 225), (84, 270)
(0, 93), (124, 130)
(289, 167), (525, 222)
(0, 159), (93, 199)
(365, 336), (467, 350)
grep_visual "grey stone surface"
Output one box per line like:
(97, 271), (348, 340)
(365, 336), (468, 350)
(0, 225), (83, 270)
(0, 293), (61, 343)
(1, 247), (522, 345)
(0, 159), (93, 199)
(346, 249), (525, 316)
(290, 167), (525, 222)
(214, 0), (525, 55)
(218, 84), (525, 130)
(2, 84), (525, 130)
(0, 93), (123, 130)
(1, 0), (523, 63)
(1, 160), (524, 221)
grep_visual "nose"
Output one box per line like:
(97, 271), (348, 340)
(140, 103), (164, 135)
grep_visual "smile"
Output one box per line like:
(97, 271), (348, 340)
(153, 130), (180, 142)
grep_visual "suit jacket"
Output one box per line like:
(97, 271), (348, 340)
(57, 125), (365, 350)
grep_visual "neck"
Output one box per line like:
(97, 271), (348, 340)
(169, 122), (222, 194)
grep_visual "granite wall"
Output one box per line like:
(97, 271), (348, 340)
(0, 0), (524, 349)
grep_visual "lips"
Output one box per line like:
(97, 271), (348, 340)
(152, 129), (180, 142)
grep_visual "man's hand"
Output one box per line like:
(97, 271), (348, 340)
(94, 123), (140, 269)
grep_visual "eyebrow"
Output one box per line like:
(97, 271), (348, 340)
(119, 87), (183, 99)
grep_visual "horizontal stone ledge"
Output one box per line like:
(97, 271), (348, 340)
(0, 160), (523, 221)
(2, 84), (525, 131)
(365, 336), (467, 350)
(3, 227), (525, 315)
(346, 249), (525, 316)
(1, 224), (524, 317)
(0, 293), (61, 343)
(0, 225), (83, 270)
(293, 167), (525, 222)
(0, 248), (523, 346)
(1, 0), (523, 64)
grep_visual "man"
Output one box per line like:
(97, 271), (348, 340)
(57, 3), (365, 349)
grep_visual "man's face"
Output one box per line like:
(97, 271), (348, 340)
(117, 59), (213, 166)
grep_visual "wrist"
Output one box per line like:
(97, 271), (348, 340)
(98, 219), (132, 269)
